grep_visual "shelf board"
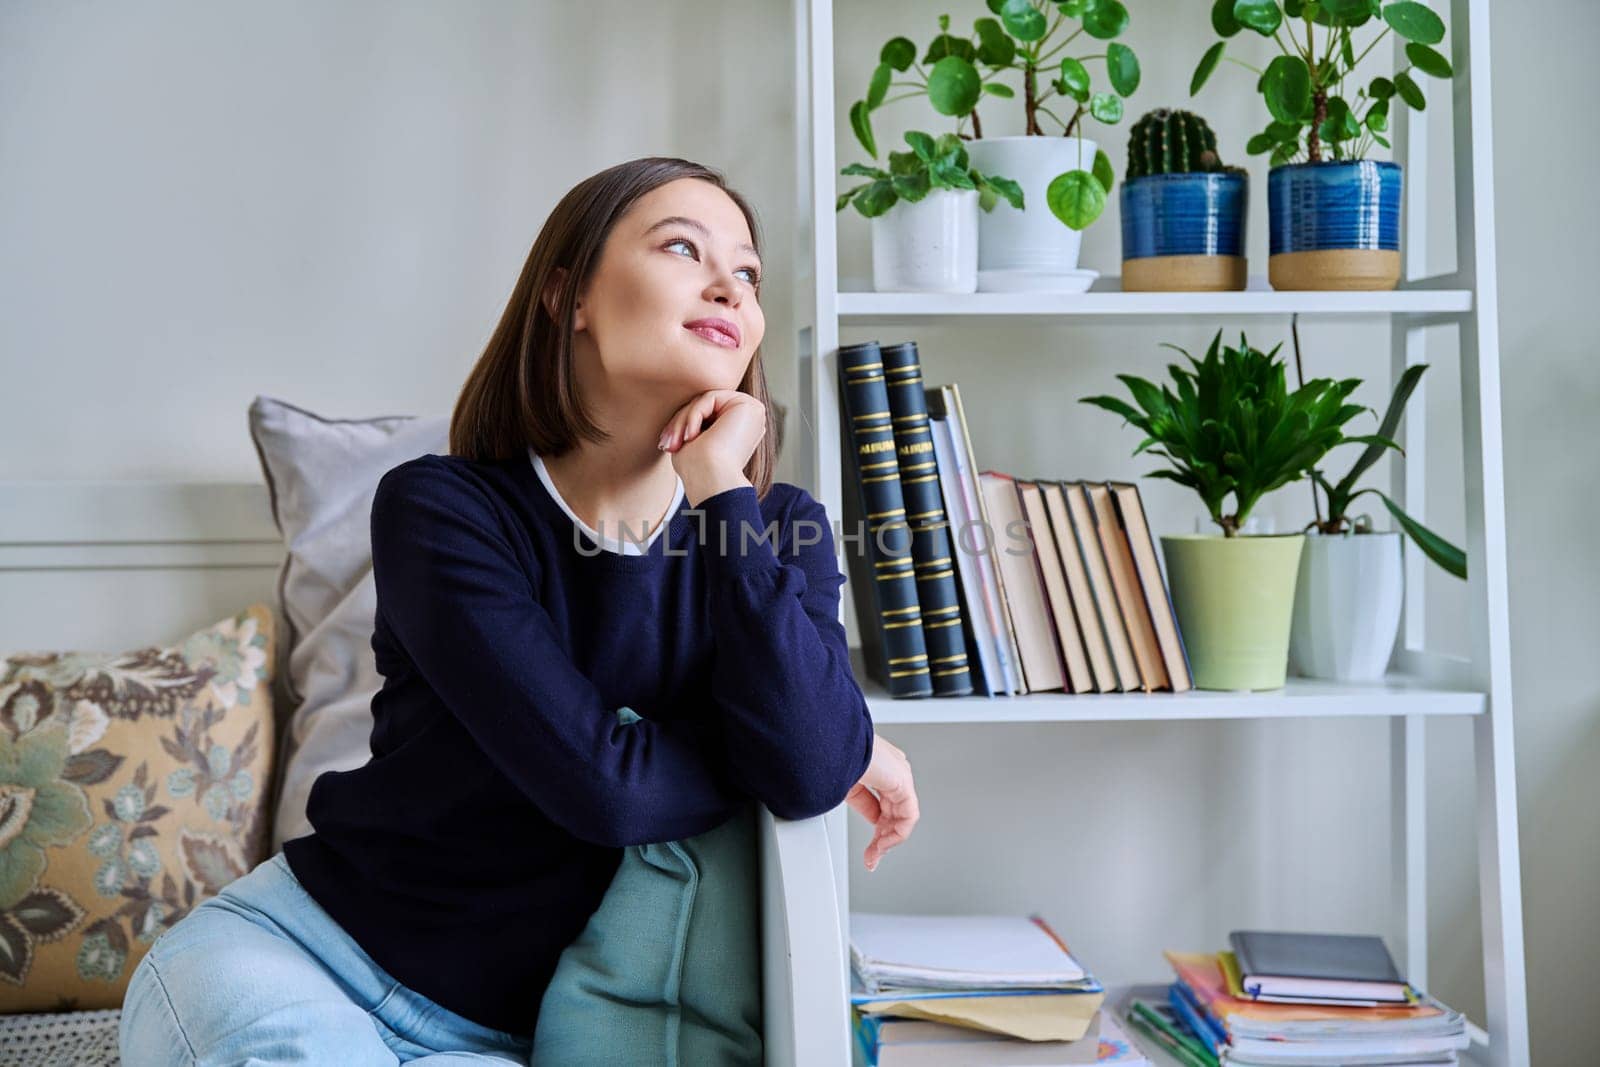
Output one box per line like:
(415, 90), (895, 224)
(836, 278), (1473, 324)
(853, 649), (1486, 724)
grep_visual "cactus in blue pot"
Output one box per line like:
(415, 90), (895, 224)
(1120, 108), (1247, 291)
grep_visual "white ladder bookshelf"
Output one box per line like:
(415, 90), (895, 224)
(789, 1), (1529, 1065)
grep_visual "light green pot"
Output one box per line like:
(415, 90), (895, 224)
(1160, 533), (1306, 691)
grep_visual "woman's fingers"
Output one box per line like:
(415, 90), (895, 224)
(660, 389), (754, 452)
(865, 822), (910, 871)
(659, 397), (695, 452)
(658, 390), (720, 451)
(862, 790), (919, 871)
(874, 771), (919, 820)
(849, 782), (913, 873)
(682, 391), (725, 444)
(845, 781), (882, 823)
(848, 732), (921, 872)
(881, 798), (919, 838)
(673, 395), (711, 448)
(659, 402), (696, 451)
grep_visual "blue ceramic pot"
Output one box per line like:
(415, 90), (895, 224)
(1268, 160), (1402, 290)
(1119, 172), (1247, 291)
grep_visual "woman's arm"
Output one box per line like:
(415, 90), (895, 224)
(693, 484), (876, 821)
(369, 456), (745, 849)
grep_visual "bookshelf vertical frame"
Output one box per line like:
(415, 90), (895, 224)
(789, 1), (1529, 1064)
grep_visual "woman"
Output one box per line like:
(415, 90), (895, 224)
(118, 157), (919, 1065)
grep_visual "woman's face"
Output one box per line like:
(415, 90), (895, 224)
(571, 177), (765, 400)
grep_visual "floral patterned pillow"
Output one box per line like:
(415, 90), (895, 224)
(0, 603), (276, 1012)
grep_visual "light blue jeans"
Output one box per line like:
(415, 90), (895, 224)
(119, 851), (532, 1065)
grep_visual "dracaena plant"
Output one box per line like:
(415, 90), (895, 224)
(837, 131), (1024, 218)
(1190, 0), (1453, 165)
(1304, 361), (1468, 578)
(1080, 329), (1394, 536)
(847, 1), (1140, 230)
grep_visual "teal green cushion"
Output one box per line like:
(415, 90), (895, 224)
(532, 707), (762, 1066)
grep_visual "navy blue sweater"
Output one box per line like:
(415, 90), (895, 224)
(282, 452), (875, 1036)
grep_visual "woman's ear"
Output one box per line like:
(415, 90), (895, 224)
(541, 267), (585, 330)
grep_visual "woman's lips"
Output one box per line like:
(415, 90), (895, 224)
(684, 318), (740, 348)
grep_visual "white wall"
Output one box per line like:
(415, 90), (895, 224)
(1482, 1), (1600, 1061)
(2, 1), (1593, 1061)
(0, 0), (799, 483)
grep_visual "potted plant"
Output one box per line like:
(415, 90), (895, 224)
(838, 130), (1023, 293)
(1190, 0), (1454, 290)
(1290, 354), (1467, 681)
(1120, 108), (1248, 292)
(1080, 330), (1392, 690)
(847, 2), (1140, 291)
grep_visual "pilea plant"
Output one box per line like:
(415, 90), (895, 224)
(1125, 108), (1241, 179)
(837, 131), (1023, 218)
(1080, 329), (1393, 536)
(1190, 0), (1453, 165)
(846, 1), (1141, 230)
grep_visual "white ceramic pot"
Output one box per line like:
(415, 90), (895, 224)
(963, 135), (1099, 274)
(1289, 530), (1404, 681)
(869, 187), (979, 293)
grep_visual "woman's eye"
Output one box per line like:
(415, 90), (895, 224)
(666, 237), (759, 286)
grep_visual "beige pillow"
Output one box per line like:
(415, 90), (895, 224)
(246, 395), (447, 849)
(0, 603), (276, 1012)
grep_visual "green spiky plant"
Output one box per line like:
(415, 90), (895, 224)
(1287, 327), (1467, 577)
(1125, 108), (1243, 179)
(1080, 329), (1395, 536)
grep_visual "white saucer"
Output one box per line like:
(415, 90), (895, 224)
(976, 268), (1100, 293)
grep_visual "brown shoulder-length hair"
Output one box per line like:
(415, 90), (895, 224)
(450, 156), (776, 499)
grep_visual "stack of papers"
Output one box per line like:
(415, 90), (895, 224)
(1162, 951), (1472, 1066)
(851, 913), (1096, 993)
(849, 913), (1106, 1047)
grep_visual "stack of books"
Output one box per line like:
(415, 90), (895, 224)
(839, 338), (1193, 700)
(848, 912), (1151, 1066)
(1134, 931), (1471, 1066)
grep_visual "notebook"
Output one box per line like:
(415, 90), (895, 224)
(1228, 932), (1411, 1004)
